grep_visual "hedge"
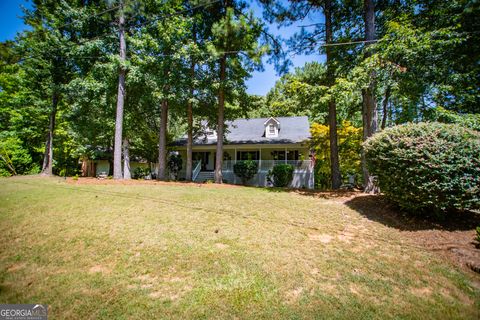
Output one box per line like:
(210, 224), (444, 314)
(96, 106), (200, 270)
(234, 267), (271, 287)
(363, 122), (480, 214)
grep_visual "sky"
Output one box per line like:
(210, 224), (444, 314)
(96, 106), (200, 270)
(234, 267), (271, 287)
(0, 0), (325, 96)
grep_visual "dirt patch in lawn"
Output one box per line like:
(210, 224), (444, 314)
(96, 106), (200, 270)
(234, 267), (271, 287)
(345, 195), (480, 278)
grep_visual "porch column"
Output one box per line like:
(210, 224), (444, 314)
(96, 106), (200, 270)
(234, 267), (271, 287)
(285, 148), (287, 164)
(259, 148), (262, 171)
(234, 148), (237, 184)
(259, 147), (262, 186)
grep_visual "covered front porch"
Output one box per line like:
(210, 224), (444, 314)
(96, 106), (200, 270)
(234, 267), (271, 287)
(176, 144), (314, 189)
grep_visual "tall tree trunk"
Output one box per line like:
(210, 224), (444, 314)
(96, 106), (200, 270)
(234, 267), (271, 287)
(185, 28), (196, 182)
(186, 99), (193, 181)
(324, 0), (342, 189)
(215, 54), (226, 184)
(361, 0), (378, 193)
(113, 2), (126, 179)
(381, 85), (390, 130)
(157, 99), (168, 180)
(123, 137), (131, 179)
(41, 91), (58, 175)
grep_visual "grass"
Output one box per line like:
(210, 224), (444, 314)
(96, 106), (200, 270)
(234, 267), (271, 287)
(0, 176), (478, 319)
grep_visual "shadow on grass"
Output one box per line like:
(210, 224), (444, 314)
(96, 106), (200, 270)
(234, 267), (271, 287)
(263, 186), (361, 199)
(344, 194), (480, 232)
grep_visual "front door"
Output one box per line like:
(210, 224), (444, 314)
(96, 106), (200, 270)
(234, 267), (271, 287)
(193, 152), (210, 171)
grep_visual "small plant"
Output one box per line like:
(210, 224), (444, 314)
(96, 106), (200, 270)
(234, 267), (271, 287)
(476, 227), (480, 244)
(233, 160), (258, 185)
(72, 174), (79, 181)
(267, 164), (294, 188)
(133, 167), (150, 179)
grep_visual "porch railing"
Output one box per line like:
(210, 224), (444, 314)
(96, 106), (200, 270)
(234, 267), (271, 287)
(192, 160), (202, 181)
(222, 160), (312, 171)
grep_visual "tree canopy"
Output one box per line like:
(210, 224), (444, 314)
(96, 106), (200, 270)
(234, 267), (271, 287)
(0, 0), (478, 190)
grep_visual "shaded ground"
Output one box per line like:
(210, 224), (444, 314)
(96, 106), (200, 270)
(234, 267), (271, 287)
(0, 176), (479, 319)
(345, 195), (480, 276)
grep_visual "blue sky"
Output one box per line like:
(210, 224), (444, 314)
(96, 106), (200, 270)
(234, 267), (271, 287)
(0, 0), (325, 96)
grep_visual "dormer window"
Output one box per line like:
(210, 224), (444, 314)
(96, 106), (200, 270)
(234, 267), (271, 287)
(264, 117), (280, 138)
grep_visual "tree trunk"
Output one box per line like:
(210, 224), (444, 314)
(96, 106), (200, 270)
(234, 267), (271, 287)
(157, 99), (168, 180)
(324, 0), (342, 189)
(41, 91), (58, 175)
(113, 2), (126, 180)
(185, 28), (196, 182)
(381, 85), (390, 130)
(123, 137), (131, 179)
(214, 54), (226, 184)
(186, 101), (194, 181)
(361, 0), (379, 193)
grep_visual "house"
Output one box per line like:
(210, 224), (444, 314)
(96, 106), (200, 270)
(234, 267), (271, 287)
(172, 116), (314, 188)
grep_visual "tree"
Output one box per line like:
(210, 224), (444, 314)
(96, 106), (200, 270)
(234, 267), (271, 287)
(209, 1), (266, 183)
(260, 0), (343, 189)
(113, 0), (127, 179)
(17, 0), (83, 176)
(361, 0), (378, 193)
(311, 121), (362, 189)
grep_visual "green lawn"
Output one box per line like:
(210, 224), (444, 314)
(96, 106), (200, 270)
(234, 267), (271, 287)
(0, 176), (478, 319)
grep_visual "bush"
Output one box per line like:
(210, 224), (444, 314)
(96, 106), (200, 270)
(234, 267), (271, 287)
(168, 153), (182, 180)
(133, 166), (150, 179)
(268, 164), (294, 187)
(0, 133), (37, 176)
(233, 160), (258, 185)
(364, 122), (480, 214)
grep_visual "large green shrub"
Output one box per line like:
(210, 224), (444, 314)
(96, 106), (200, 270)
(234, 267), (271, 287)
(233, 160), (258, 185)
(364, 122), (480, 214)
(268, 164), (294, 187)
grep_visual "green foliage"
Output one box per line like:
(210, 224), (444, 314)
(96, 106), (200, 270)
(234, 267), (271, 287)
(310, 121), (362, 189)
(268, 164), (294, 188)
(476, 227), (480, 244)
(364, 122), (480, 214)
(168, 153), (183, 180)
(265, 62), (361, 125)
(0, 133), (39, 176)
(233, 160), (258, 185)
(133, 167), (150, 180)
(428, 107), (480, 131)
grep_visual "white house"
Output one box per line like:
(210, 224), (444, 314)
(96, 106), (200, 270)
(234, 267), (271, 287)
(172, 116), (314, 189)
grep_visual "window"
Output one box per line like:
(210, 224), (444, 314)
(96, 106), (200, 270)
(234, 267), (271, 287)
(269, 124), (275, 134)
(272, 150), (299, 160)
(237, 151), (259, 161)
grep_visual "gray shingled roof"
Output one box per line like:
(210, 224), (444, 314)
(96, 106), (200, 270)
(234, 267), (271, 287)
(172, 116), (311, 146)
